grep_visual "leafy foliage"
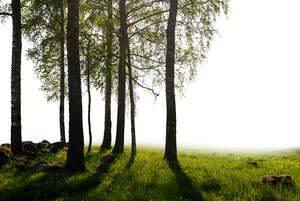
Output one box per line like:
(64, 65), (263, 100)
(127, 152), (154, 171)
(22, 0), (66, 101)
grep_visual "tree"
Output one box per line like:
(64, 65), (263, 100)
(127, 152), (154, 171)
(125, 28), (136, 158)
(1, 1), (23, 154)
(164, 0), (178, 161)
(65, 0), (86, 171)
(0, 0), (23, 155)
(22, 0), (67, 143)
(122, 0), (228, 160)
(80, 0), (108, 152)
(100, 0), (113, 151)
(59, 0), (66, 143)
(86, 39), (92, 152)
(112, 0), (127, 154)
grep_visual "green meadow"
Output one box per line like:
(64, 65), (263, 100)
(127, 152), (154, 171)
(0, 147), (299, 201)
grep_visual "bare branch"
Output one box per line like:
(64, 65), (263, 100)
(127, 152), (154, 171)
(0, 12), (12, 16)
(129, 19), (167, 39)
(127, 0), (164, 16)
(132, 77), (159, 97)
(131, 53), (165, 65)
(128, 9), (169, 27)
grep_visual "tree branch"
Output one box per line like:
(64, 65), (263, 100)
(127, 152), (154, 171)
(0, 12), (12, 16)
(128, 9), (169, 27)
(129, 19), (167, 39)
(132, 77), (159, 97)
(127, 0), (164, 16)
(131, 53), (165, 65)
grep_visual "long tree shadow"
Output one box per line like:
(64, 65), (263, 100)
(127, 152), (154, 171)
(126, 154), (135, 169)
(0, 153), (115, 201)
(168, 161), (205, 201)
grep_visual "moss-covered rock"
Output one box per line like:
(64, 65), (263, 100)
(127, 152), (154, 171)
(0, 145), (12, 168)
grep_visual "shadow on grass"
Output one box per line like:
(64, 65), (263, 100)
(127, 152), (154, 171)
(0, 152), (114, 201)
(126, 154), (135, 169)
(168, 161), (205, 201)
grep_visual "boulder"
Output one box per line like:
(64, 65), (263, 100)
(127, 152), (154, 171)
(40, 148), (49, 154)
(22, 141), (38, 153)
(36, 161), (64, 172)
(14, 157), (29, 171)
(37, 140), (50, 150)
(1, 143), (11, 148)
(259, 175), (295, 188)
(0, 145), (12, 168)
(49, 142), (67, 154)
(22, 141), (42, 158)
(247, 161), (258, 168)
(41, 140), (50, 144)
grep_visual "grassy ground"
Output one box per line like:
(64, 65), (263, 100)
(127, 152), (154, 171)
(0, 147), (300, 201)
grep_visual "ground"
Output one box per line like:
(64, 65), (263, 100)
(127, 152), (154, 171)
(0, 147), (299, 201)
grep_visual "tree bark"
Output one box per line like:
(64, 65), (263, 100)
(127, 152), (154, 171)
(11, 0), (22, 155)
(87, 40), (92, 153)
(59, 0), (66, 143)
(101, 0), (113, 151)
(65, 0), (86, 171)
(113, 0), (126, 154)
(125, 28), (136, 158)
(164, 0), (178, 162)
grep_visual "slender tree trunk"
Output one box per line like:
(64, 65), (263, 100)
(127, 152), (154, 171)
(87, 41), (92, 153)
(65, 0), (86, 171)
(59, 0), (66, 143)
(11, 0), (22, 155)
(101, 0), (112, 151)
(113, 0), (127, 154)
(164, 0), (178, 162)
(125, 29), (136, 158)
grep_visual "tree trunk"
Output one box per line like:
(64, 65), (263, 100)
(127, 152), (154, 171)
(125, 28), (136, 158)
(65, 0), (86, 171)
(11, 0), (22, 155)
(164, 0), (178, 162)
(101, 0), (112, 151)
(113, 0), (127, 154)
(59, 0), (66, 143)
(87, 41), (92, 153)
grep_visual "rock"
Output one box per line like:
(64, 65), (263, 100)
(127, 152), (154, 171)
(24, 150), (38, 158)
(0, 145), (12, 168)
(22, 141), (40, 158)
(40, 148), (49, 154)
(259, 175), (295, 188)
(22, 141), (38, 153)
(14, 157), (29, 171)
(247, 161), (258, 168)
(100, 155), (115, 165)
(36, 161), (64, 172)
(49, 142), (67, 154)
(41, 140), (50, 144)
(14, 157), (29, 164)
(37, 140), (50, 150)
(1, 143), (11, 148)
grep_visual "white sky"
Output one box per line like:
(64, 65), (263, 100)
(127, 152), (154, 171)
(1, 0), (300, 150)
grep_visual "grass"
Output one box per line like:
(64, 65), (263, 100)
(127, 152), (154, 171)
(0, 147), (300, 201)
